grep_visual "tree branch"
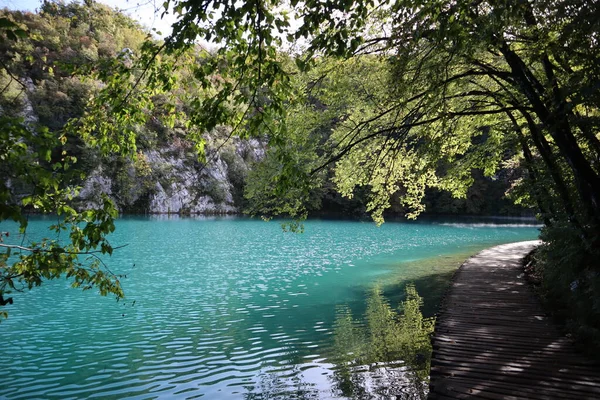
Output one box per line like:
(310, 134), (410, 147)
(0, 243), (128, 255)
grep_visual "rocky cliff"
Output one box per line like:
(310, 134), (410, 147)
(77, 135), (265, 214)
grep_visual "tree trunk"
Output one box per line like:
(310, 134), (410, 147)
(499, 43), (600, 228)
(506, 111), (553, 226)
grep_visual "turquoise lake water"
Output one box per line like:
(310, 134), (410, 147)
(0, 216), (540, 399)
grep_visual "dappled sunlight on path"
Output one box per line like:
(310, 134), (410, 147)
(429, 241), (600, 399)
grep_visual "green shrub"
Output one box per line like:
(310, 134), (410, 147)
(221, 148), (247, 208)
(201, 177), (228, 204)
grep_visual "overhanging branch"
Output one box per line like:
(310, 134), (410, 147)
(0, 243), (129, 255)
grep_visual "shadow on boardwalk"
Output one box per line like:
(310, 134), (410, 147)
(428, 241), (600, 399)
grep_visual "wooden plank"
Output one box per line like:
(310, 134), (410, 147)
(431, 357), (600, 385)
(438, 376), (592, 400)
(433, 333), (570, 348)
(437, 317), (556, 331)
(431, 365), (600, 395)
(431, 346), (598, 368)
(431, 383), (530, 400)
(433, 382), (549, 400)
(434, 323), (556, 338)
(432, 339), (579, 358)
(433, 327), (559, 341)
(441, 306), (542, 314)
(428, 393), (461, 400)
(433, 328), (564, 343)
(432, 330), (591, 359)
(437, 316), (554, 327)
(441, 309), (548, 319)
(431, 349), (600, 374)
(431, 339), (579, 357)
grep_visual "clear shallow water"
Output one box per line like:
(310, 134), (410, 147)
(0, 216), (539, 399)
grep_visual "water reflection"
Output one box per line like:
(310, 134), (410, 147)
(243, 364), (321, 399)
(330, 285), (434, 399)
(234, 285), (433, 400)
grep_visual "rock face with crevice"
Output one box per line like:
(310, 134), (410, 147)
(78, 137), (266, 214)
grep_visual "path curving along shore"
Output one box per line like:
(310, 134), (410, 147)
(428, 240), (600, 399)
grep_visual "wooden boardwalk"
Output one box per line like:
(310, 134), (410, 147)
(428, 241), (600, 399)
